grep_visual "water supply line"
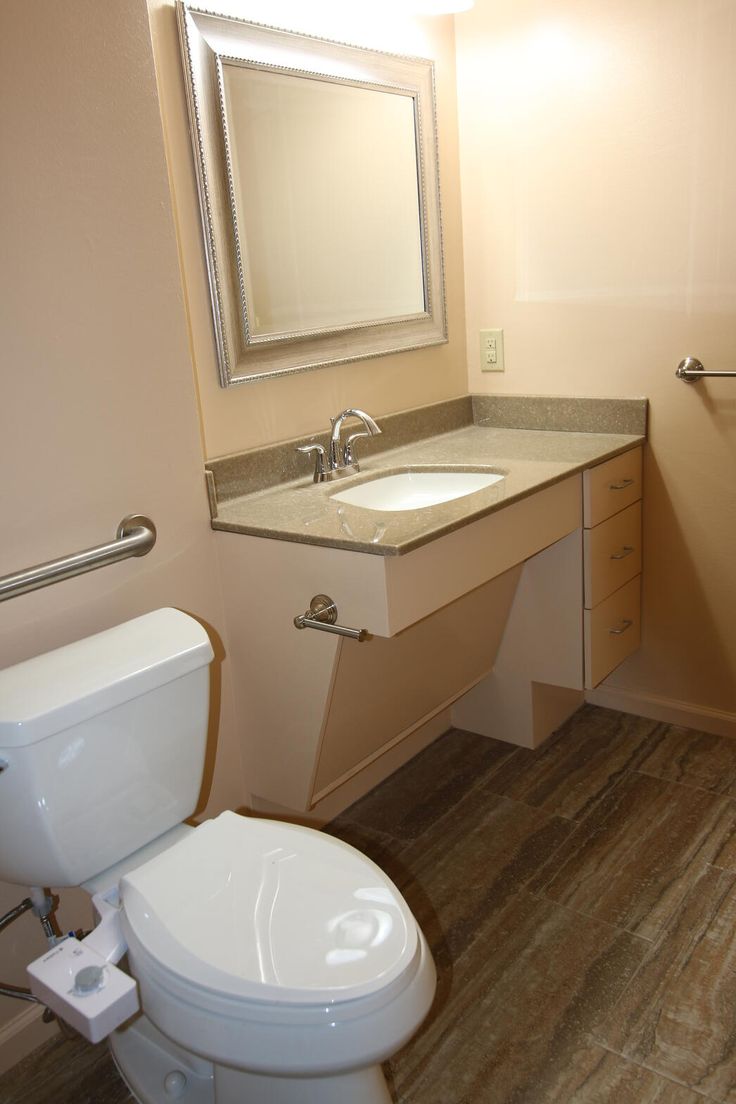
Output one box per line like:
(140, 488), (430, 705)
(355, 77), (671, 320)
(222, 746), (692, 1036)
(0, 890), (61, 1008)
(0, 897), (33, 935)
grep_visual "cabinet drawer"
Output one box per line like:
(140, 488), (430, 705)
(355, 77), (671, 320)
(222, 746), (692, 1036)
(585, 575), (641, 689)
(584, 501), (642, 608)
(583, 447), (642, 527)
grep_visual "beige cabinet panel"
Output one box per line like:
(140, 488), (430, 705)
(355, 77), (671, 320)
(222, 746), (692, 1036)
(585, 575), (641, 689)
(584, 501), (642, 608)
(312, 566), (522, 799)
(583, 447), (642, 527)
(383, 474), (581, 634)
(452, 529), (584, 749)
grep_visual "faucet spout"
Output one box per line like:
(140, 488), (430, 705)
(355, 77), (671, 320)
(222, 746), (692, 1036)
(297, 408), (381, 483)
(329, 408), (381, 474)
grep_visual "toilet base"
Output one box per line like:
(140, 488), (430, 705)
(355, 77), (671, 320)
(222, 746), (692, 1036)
(215, 1062), (392, 1103)
(110, 1014), (393, 1104)
(110, 1015), (214, 1104)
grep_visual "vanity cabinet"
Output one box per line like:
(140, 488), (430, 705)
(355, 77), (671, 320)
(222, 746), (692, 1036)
(215, 476), (584, 813)
(582, 448), (643, 688)
(212, 436), (645, 817)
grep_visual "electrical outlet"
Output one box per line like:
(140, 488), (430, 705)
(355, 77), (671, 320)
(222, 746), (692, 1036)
(480, 328), (505, 372)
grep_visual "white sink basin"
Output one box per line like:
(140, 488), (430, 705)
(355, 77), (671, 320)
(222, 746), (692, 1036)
(331, 470), (504, 512)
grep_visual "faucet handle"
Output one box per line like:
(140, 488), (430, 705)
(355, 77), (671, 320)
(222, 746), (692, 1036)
(296, 443), (327, 483)
(343, 430), (375, 468)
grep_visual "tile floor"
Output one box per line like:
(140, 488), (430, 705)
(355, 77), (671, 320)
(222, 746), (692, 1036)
(4, 705), (736, 1103)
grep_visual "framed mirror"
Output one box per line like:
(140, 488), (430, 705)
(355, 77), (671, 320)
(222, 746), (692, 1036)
(177, 3), (447, 386)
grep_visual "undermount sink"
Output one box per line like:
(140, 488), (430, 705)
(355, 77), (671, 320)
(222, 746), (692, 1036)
(331, 470), (504, 512)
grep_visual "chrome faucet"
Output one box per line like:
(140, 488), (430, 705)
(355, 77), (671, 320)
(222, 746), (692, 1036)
(297, 408), (382, 483)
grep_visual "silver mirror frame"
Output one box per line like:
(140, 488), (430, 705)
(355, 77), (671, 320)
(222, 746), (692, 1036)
(176, 3), (448, 387)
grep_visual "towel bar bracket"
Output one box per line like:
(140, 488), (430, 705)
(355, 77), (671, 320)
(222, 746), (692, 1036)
(676, 357), (736, 383)
(294, 594), (367, 641)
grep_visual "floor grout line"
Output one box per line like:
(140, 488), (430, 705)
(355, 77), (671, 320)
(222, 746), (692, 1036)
(593, 1040), (716, 1099)
(633, 765), (736, 799)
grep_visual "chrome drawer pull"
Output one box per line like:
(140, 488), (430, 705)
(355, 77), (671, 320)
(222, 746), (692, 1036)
(610, 546), (635, 560)
(609, 618), (633, 635)
(609, 478), (635, 491)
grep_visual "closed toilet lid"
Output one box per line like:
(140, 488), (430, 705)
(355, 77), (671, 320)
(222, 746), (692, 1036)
(120, 810), (418, 1006)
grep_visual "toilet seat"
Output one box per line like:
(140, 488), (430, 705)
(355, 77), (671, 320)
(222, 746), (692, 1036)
(120, 811), (418, 1009)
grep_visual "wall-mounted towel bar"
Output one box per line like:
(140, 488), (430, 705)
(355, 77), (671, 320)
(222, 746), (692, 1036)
(294, 594), (367, 641)
(0, 515), (156, 603)
(676, 356), (736, 383)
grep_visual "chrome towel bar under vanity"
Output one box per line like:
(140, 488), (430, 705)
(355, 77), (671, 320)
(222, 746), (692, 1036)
(676, 356), (736, 383)
(0, 515), (156, 602)
(294, 594), (367, 641)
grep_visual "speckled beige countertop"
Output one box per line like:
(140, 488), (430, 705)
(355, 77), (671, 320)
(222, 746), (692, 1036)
(210, 416), (645, 556)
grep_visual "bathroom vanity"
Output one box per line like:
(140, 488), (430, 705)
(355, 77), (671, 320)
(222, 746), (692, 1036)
(206, 396), (646, 818)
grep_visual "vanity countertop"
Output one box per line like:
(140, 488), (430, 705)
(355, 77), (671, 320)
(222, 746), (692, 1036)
(210, 423), (645, 556)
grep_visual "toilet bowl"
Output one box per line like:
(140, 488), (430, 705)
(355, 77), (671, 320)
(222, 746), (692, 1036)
(112, 811), (435, 1102)
(0, 609), (435, 1104)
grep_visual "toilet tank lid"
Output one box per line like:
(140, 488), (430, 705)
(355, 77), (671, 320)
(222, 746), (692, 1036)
(0, 608), (213, 748)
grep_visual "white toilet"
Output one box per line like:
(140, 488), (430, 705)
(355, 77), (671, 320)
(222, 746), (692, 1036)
(0, 608), (435, 1104)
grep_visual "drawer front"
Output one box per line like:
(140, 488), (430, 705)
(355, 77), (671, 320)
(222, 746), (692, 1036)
(584, 447), (642, 527)
(584, 501), (642, 608)
(584, 575), (641, 689)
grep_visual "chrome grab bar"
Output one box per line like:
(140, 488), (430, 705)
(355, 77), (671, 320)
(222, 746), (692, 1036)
(294, 594), (367, 641)
(676, 356), (736, 383)
(0, 515), (156, 603)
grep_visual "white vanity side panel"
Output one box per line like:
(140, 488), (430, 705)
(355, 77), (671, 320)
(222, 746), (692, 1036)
(311, 565), (522, 799)
(384, 475), (582, 634)
(218, 529), (391, 633)
(452, 528), (584, 748)
(214, 531), (386, 808)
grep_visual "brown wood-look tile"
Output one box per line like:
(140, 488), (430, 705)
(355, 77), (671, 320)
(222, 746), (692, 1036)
(708, 824), (736, 873)
(394, 786), (574, 962)
(535, 771), (736, 941)
(389, 890), (648, 1104)
(637, 724), (736, 797)
(322, 819), (402, 874)
(329, 727), (520, 844)
(0, 1033), (132, 1104)
(482, 704), (660, 822)
(596, 865), (736, 1103)
(535, 1038), (705, 1103)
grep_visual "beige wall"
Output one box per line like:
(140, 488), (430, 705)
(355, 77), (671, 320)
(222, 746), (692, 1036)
(455, 0), (736, 719)
(147, 0), (468, 459)
(0, 0), (245, 1054)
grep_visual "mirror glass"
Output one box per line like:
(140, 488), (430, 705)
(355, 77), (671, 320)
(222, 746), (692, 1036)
(221, 64), (426, 339)
(177, 3), (447, 385)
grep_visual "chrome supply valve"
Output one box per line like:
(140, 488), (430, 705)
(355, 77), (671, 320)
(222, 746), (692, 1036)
(296, 408), (381, 483)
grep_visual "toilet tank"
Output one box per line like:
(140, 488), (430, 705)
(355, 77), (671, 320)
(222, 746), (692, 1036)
(0, 609), (214, 888)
